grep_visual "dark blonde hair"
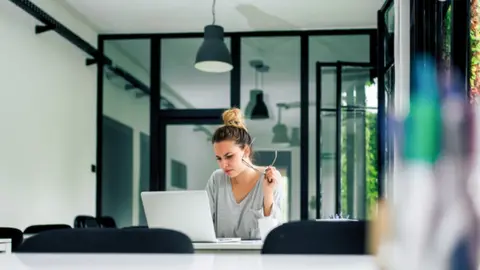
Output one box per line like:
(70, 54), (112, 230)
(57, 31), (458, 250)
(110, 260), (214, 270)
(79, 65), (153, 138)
(211, 108), (254, 158)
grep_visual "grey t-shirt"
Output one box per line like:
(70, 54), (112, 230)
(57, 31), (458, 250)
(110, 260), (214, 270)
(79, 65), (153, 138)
(205, 169), (283, 240)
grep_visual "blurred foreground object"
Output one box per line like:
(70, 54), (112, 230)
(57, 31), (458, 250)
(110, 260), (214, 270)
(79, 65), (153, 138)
(378, 55), (480, 270)
(369, 199), (391, 269)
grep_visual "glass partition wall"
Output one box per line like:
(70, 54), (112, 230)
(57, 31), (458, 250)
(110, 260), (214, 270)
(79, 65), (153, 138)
(97, 30), (383, 226)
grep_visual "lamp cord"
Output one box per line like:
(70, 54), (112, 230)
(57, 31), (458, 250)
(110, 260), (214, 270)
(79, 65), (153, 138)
(212, 0), (216, 25)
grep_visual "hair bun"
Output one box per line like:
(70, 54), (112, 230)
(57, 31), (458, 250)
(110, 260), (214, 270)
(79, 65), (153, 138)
(222, 108), (247, 130)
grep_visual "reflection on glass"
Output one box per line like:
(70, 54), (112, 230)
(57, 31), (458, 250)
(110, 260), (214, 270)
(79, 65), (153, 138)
(161, 38), (231, 109)
(240, 37), (300, 221)
(319, 111), (337, 219)
(384, 5), (395, 66)
(308, 35), (371, 220)
(340, 75), (378, 219)
(384, 65), (395, 198)
(102, 39), (151, 228)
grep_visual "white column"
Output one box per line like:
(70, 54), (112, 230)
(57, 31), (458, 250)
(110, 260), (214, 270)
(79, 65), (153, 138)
(391, 0), (411, 202)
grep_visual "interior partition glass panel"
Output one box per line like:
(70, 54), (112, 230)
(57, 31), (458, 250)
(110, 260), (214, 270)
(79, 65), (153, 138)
(240, 37), (300, 222)
(340, 66), (377, 220)
(384, 64), (395, 197)
(160, 38), (231, 109)
(102, 39), (151, 228)
(165, 125), (219, 191)
(308, 35), (370, 220)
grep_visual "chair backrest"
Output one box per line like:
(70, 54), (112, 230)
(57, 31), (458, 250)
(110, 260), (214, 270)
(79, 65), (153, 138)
(262, 220), (368, 255)
(16, 228), (194, 253)
(97, 216), (117, 228)
(0, 227), (23, 251)
(23, 224), (71, 234)
(74, 215), (99, 228)
(122, 226), (148, 229)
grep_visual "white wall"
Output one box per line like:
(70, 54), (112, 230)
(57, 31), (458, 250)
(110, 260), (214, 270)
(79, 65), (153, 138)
(0, 0), (98, 230)
(166, 126), (218, 191)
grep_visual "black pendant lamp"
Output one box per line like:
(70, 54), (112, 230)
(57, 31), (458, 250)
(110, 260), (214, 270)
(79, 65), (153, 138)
(272, 103), (290, 145)
(245, 89), (262, 118)
(251, 91), (269, 119)
(246, 60), (269, 119)
(194, 0), (232, 73)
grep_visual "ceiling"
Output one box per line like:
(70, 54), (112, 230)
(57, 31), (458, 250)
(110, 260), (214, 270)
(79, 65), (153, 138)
(63, 0), (383, 33)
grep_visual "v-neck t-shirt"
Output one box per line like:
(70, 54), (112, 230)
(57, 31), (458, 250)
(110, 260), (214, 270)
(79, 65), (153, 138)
(205, 169), (283, 240)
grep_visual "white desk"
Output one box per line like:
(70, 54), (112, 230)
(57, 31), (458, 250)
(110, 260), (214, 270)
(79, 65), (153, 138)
(0, 253), (377, 269)
(0, 239), (12, 254)
(193, 240), (262, 254)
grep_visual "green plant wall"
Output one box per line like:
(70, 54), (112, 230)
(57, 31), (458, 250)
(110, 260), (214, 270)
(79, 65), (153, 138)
(340, 108), (378, 219)
(471, 0), (480, 102)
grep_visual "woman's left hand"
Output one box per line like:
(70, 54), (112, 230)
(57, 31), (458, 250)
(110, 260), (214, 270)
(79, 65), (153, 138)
(263, 166), (281, 194)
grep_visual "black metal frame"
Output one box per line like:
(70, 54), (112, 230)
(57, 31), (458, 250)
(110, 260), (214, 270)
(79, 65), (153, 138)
(99, 29), (376, 40)
(100, 30), (376, 220)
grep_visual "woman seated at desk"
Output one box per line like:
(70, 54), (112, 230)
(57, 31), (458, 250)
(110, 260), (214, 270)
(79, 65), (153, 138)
(205, 108), (283, 240)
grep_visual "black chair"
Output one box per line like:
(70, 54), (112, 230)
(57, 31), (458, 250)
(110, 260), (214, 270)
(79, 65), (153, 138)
(96, 216), (116, 228)
(23, 224), (71, 234)
(0, 227), (23, 252)
(16, 228), (194, 253)
(122, 226), (148, 229)
(262, 220), (368, 255)
(74, 215), (99, 228)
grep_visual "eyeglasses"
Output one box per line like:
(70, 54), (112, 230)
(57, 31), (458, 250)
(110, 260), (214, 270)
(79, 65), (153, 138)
(241, 138), (278, 182)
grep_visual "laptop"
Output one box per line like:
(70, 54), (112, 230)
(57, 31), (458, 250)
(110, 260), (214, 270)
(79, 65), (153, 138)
(140, 190), (240, 243)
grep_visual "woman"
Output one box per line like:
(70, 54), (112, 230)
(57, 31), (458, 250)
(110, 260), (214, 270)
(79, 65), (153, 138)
(205, 108), (283, 240)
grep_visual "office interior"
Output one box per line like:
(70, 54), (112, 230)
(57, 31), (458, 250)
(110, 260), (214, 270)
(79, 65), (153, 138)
(0, 0), (476, 266)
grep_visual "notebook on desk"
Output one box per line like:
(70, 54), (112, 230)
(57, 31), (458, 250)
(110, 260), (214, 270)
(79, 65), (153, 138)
(141, 190), (240, 243)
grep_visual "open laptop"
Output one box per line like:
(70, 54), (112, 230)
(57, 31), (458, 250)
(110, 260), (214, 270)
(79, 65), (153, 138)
(140, 190), (240, 243)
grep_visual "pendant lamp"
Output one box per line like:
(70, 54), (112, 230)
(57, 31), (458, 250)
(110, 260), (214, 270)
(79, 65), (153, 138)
(290, 127), (301, 147)
(245, 89), (262, 117)
(272, 123), (290, 145)
(251, 91), (269, 119)
(272, 103), (290, 145)
(194, 0), (232, 73)
(246, 61), (270, 119)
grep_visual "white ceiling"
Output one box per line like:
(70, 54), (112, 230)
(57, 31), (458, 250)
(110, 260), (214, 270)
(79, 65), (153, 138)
(63, 0), (383, 33)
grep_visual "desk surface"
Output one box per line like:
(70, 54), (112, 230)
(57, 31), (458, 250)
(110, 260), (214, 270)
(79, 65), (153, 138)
(193, 240), (262, 250)
(1, 254), (376, 269)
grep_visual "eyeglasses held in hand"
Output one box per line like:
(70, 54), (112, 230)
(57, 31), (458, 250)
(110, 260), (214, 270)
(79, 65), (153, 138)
(241, 138), (278, 183)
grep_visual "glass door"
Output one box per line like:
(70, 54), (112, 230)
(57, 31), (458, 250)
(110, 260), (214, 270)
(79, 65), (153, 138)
(315, 61), (378, 220)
